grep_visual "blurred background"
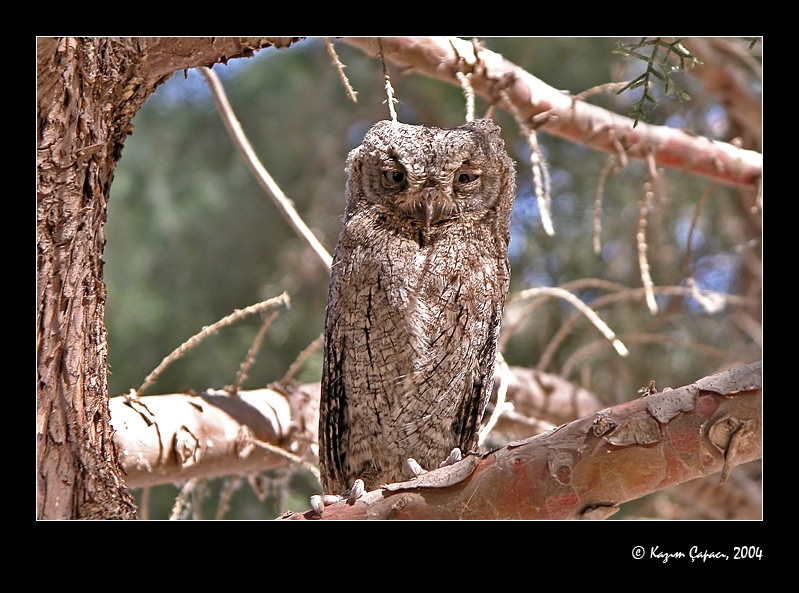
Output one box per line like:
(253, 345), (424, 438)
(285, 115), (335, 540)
(104, 37), (762, 519)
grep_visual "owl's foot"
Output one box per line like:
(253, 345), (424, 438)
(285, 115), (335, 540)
(406, 447), (463, 478)
(406, 457), (427, 477)
(439, 447), (463, 468)
(310, 494), (341, 515)
(347, 478), (366, 503)
(310, 479), (366, 515)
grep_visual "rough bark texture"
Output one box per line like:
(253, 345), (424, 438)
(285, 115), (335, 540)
(36, 37), (300, 519)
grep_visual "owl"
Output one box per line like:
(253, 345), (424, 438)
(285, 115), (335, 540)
(318, 119), (516, 495)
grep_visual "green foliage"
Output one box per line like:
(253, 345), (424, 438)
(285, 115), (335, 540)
(614, 37), (702, 127)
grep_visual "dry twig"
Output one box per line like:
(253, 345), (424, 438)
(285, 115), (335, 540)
(136, 294), (289, 396)
(198, 66), (332, 270)
(325, 38), (358, 102)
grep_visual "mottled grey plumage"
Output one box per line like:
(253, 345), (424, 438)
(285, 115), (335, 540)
(319, 119), (516, 495)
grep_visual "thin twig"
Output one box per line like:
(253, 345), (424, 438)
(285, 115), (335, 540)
(198, 66), (332, 271)
(450, 38), (476, 122)
(191, 480), (207, 520)
(682, 181), (726, 314)
(685, 277), (727, 315)
(245, 437), (321, 483)
(534, 284), (749, 372)
(325, 38), (358, 102)
(498, 407), (557, 434)
(499, 88), (554, 236)
(563, 332), (735, 380)
(456, 72), (475, 122)
(378, 38), (399, 123)
(479, 352), (510, 445)
(572, 81), (634, 102)
(281, 332), (324, 384)
(682, 181), (712, 279)
(170, 478), (199, 521)
(513, 286), (629, 357)
(638, 182), (658, 314)
(230, 309), (281, 394)
(501, 278), (630, 351)
(560, 339), (613, 381)
(340, 36), (761, 189)
(215, 477), (242, 520)
(593, 155), (619, 254)
(593, 135), (629, 254)
(136, 293), (290, 396)
(139, 486), (150, 521)
(527, 127), (553, 236)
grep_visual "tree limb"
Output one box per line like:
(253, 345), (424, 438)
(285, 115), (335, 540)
(279, 361), (761, 520)
(340, 37), (761, 189)
(111, 383), (320, 489)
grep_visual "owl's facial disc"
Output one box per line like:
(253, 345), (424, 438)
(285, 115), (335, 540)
(378, 162), (485, 227)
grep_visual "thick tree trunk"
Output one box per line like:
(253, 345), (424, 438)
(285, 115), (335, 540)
(37, 38), (144, 519)
(36, 37), (299, 519)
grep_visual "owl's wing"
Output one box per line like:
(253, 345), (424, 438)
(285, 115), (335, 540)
(452, 300), (502, 453)
(318, 329), (348, 495)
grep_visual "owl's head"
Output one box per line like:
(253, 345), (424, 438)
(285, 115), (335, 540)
(346, 119), (516, 229)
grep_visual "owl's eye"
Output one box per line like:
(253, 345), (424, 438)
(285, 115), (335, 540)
(456, 172), (479, 184)
(383, 169), (406, 187)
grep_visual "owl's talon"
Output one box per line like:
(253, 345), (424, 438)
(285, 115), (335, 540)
(310, 494), (344, 515)
(311, 478), (367, 514)
(311, 477), (367, 515)
(407, 457), (428, 477)
(439, 447), (463, 468)
(407, 449), (462, 479)
(346, 479), (366, 504)
(310, 495), (325, 515)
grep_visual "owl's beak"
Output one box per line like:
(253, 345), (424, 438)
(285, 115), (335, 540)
(420, 187), (439, 227)
(422, 199), (434, 227)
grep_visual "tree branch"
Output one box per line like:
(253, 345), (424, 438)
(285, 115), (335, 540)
(110, 383), (319, 489)
(280, 361), (761, 520)
(197, 66), (332, 271)
(340, 37), (761, 189)
(679, 37), (761, 149)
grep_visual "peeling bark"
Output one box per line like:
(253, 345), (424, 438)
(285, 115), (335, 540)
(110, 384), (318, 488)
(106, 366), (595, 489)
